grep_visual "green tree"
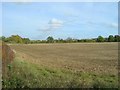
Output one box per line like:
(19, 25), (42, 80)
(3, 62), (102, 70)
(114, 35), (120, 42)
(1, 36), (6, 41)
(108, 35), (114, 42)
(9, 35), (23, 43)
(104, 38), (108, 42)
(22, 38), (30, 44)
(47, 36), (54, 43)
(97, 36), (104, 42)
(66, 37), (73, 43)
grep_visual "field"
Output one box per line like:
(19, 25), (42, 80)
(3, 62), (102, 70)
(2, 43), (119, 88)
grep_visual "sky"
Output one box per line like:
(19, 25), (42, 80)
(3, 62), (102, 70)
(1, 2), (118, 40)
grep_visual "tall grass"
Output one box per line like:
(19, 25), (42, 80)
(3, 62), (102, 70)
(2, 42), (15, 78)
(2, 57), (118, 88)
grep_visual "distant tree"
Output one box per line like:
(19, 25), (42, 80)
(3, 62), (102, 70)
(47, 36), (54, 43)
(30, 40), (35, 44)
(9, 35), (23, 43)
(97, 36), (104, 42)
(108, 35), (114, 42)
(2, 34), (120, 43)
(85, 39), (96, 42)
(114, 35), (120, 42)
(22, 38), (30, 44)
(66, 37), (73, 43)
(0, 36), (2, 40)
(104, 38), (108, 42)
(83, 39), (87, 42)
(1, 36), (6, 41)
(41, 40), (47, 43)
(57, 38), (64, 43)
(91, 39), (96, 42)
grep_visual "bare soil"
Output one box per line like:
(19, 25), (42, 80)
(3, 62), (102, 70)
(10, 43), (118, 76)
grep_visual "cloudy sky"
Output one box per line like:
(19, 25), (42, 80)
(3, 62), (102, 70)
(1, 2), (118, 40)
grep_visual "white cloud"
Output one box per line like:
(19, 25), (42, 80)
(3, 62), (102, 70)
(38, 18), (63, 32)
(48, 18), (63, 28)
(87, 21), (118, 29)
(102, 22), (118, 29)
(109, 23), (118, 28)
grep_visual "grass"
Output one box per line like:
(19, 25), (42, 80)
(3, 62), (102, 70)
(2, 57), (118, 88)
(2, 43), (119, 88)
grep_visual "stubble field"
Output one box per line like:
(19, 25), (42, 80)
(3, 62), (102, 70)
(3, 43), (119, 88)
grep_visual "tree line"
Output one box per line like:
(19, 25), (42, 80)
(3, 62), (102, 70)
(0, 35), (120, 44)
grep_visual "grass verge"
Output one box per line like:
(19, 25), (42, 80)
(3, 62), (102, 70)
(2, 57), (118, 88)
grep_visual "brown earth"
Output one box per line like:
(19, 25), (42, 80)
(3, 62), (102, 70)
(9, 43), (118, 76)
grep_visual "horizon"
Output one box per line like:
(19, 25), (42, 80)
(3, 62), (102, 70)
(1, 2), (118, 40)
(1, 34), (119, 41)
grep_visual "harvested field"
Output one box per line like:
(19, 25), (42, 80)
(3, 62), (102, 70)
(3, 42), (119, 88)
(10, 43), (118, 75)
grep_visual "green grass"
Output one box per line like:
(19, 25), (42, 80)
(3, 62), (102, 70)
(2, 56), (118, 88)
